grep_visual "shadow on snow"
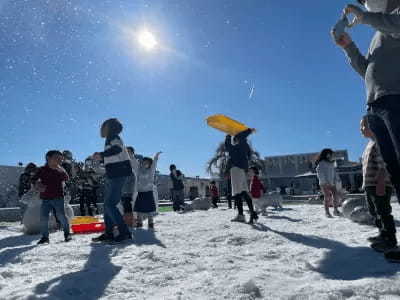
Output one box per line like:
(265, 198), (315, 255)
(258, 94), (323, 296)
(252, 223), (400, 280)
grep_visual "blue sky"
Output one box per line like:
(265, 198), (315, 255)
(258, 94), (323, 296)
(0, 0), (375, 177)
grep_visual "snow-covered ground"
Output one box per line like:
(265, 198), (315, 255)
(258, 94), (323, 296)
(1, 204), (400, 300)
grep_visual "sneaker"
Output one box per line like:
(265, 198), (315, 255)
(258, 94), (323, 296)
(92, 233), (113, 243)
(231, 214), (246, 223)
(371, 240), (397, 253)
(384, 248), (400, 263)
(64, 233), (72, 242)
(367, 234), (384, 243)
(37, 237), (49, 245)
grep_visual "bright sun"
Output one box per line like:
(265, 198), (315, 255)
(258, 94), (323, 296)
(137, 30), (158, 51)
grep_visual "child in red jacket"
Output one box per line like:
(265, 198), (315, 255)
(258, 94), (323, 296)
(249, 167), (267, 215)
(210, 181), (219, 208)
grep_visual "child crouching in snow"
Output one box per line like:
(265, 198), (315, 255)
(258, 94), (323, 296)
(134, 152), (162, 229)
(249, 166), (267, 215)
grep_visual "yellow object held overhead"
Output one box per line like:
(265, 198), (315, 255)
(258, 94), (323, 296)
(206, 114), (249, 136)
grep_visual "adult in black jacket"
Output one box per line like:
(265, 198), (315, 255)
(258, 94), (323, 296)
(225, 128), (258, 223)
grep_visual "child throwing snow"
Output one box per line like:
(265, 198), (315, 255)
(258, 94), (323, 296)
(249, 166), (267, 215)
(361, 116), (397, 253)
(32, 151), (72, 244)
(225, 128), (258, 224)
(316, 149), (342, 218)
(134, 152), (162, 229)
(92, 118), (133, 243)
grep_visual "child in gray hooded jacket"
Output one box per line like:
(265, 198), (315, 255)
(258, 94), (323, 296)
(134, 151), (162, 229)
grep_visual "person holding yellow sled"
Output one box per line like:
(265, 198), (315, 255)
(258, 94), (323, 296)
(225, 128), (258, 224)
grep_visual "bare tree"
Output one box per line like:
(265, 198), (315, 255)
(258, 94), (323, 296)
(206, 142), (266, 179)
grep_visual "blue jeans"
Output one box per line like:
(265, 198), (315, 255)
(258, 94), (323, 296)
(40, 199), (70, 238)
(104, 177), (129, 236)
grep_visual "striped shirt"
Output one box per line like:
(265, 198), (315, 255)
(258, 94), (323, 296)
(101, 135), (132, 178)
(362, 140), (392, 188)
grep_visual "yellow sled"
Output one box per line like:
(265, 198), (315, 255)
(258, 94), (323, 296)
(206, 114), (249, 136)
(71, 216), (101, 225)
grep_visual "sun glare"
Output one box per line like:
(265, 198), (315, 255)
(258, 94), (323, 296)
(137, 30), (158, 51)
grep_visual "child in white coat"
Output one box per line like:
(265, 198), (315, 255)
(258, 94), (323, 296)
(134, 152), (162, 229)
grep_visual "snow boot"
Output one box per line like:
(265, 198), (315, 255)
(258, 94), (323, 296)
(111, 233), (132, 244)
(371, 238), (397, 253)
(248, 212), (259, 224)
(384, 248), (400, 263)
(231, 214), (246, 223)
(92, 233), (113, 243)
(64, 233), (72, 242)
(37, 237), (49, 245)
(367, 234), (384, 243)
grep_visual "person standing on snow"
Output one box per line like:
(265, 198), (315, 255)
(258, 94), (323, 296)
(249, 166), (267, 215)
(121, 146), (139, 228)
(92, 118), (133, 243)
(332, 0), (400, 203)
(32, 151), (72, 244)
(170, 164), (185, 211)
(18, 163), (38, 222)
(360, 115), (397, 253)
(134, 152), (162, 229)
(315, 149), (342, 218)
(332, 0), (400, 262)
(210, 181), (220, 208)
(225, 128), (258, 224)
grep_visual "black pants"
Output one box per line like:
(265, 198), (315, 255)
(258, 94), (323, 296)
(235, 192), (255, 216)
(79, 189), (97, 216)
(172, 190), (185, 211)
(122, 196), (133, 213)
(368, 95), (400, 204)
(365, 186), (396, 242)
(227, 194), (233, 209)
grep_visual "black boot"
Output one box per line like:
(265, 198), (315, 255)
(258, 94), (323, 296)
(37, 237), (49, 245)
(64, 233), (72, 242)
(92, 233), (113, 243)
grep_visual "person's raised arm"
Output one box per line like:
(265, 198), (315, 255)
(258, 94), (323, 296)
(332, 31), (369, 78)
(345, 4), (400, 34)
(225, 134), (233, 151)
(151, 152), (162, 176)
(235, 128), (254, 144)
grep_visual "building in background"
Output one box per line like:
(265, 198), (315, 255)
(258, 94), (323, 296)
(264, 150), (362, 195)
